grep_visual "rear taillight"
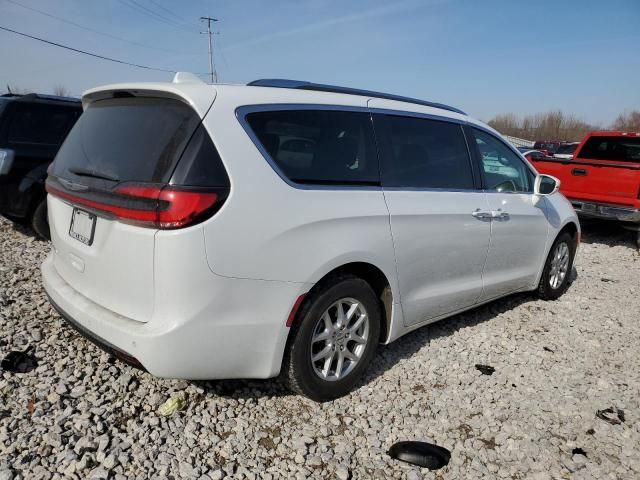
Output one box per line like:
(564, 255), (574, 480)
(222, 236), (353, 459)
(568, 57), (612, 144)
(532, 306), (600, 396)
(46, 181), (223, 229)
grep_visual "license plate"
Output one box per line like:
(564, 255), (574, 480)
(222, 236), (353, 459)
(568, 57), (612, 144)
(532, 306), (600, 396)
(69, 208), (96, 246)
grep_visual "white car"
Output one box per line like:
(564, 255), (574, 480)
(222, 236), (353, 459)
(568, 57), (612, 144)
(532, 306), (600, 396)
(553, 142), (580, 160)
(42, 74), (580, 400)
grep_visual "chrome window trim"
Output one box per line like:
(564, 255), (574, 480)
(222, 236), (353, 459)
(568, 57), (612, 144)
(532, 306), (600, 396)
(382, 187), (486, 193)
(368, 107), (465, 125)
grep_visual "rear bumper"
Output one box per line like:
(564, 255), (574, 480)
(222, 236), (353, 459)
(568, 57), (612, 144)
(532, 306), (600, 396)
(42, 253), (309, 379)
(569, 199), (640, 223)
(47, 293), (146, 371)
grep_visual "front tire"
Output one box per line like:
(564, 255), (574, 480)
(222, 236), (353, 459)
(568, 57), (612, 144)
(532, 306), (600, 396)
(537, 232), (575, 300)
(283, 275), (381, 401)
(31, 199), (50, 240)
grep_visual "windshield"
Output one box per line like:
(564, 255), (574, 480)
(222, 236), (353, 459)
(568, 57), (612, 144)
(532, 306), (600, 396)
(52, 97), (201, 184)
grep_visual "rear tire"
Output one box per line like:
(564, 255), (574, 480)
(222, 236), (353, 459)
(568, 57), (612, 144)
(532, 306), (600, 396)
(283, 275), (381, 401)
(537, 232), (575, 300)
(31, 199), (50, 240)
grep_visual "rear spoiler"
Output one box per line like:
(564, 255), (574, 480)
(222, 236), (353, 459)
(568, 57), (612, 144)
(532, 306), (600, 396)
(82, 76), (216, 118)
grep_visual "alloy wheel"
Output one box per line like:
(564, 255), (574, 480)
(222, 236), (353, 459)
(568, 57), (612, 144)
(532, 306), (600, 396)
(549, 242), (570, 289)
(310, 297), (370, 381)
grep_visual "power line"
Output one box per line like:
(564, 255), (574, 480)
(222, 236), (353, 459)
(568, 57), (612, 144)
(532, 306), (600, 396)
(0, 25), (177, 73)
(118, 0), (196, 34)
(4, 0), (191, 55)
(146, 0), (198, 29)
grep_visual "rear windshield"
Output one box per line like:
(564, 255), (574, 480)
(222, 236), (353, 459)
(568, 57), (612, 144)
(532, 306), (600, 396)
(534, 142), (559, 152)
(52, 97), (201, 183)
(7, 103), (79, 146)
(555, 143), (578, 155)
(578, 136), (640, 162)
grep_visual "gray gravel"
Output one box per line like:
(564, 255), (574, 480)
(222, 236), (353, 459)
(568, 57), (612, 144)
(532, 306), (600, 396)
(0, 216), (639, 479)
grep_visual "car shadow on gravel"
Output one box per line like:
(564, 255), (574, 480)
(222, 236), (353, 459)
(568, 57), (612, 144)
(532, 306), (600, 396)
(193, 378), (293, 400)
(191, 291), (546, 401)
(358, 291), (539, 388)
(0, 216), (42, 241)
(579, 219), (638, 250)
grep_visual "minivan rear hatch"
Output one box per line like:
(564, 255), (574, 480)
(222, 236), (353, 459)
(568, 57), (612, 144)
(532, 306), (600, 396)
(46, 91), (217, 323)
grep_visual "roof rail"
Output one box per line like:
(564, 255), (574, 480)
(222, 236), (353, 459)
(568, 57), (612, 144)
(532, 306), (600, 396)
(247, 79), (466, 115)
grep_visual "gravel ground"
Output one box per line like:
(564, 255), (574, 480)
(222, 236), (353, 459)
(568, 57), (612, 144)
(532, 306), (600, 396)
(0, 216), (639, 480)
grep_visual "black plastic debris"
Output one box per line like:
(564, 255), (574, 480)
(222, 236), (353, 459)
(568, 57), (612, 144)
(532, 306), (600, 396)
(586, 428), (595, 435)
(0, 348), (38, 373)
(572, 447), (588, 457)
(596, 407), (625, 425)
(388, 441), (451, 470)
(475, 364), (495, 375)
(543, 346), (554, 353)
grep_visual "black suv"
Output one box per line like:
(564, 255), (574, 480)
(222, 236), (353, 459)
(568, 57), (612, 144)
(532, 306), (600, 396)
(0, 93), (82, 239)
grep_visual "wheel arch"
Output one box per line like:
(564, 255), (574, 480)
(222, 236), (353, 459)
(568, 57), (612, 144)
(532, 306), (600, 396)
(534, 219), (580, 288)
(297, 261), (397, 345)
(559, 220), (579, 242)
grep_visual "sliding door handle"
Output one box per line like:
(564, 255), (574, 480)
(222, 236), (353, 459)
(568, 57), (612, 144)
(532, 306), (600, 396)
(472, 209), (492, 219)
(491, 209), (509, 219)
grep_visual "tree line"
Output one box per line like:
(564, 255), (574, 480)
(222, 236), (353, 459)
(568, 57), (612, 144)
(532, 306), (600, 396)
(488, 110), (640, 142)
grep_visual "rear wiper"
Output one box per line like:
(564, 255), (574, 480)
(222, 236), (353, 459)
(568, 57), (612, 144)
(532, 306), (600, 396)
(68, 167), (119, 182)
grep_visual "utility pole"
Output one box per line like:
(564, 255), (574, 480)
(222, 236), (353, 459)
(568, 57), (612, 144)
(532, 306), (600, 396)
(200, 16), (218, 84)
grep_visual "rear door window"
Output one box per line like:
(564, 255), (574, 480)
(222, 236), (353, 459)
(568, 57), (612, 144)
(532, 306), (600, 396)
(578, 136), (640, 162)
(374, 114), (475, 189)
(245, 109), (379, 186)
(52, 97), (201, 184)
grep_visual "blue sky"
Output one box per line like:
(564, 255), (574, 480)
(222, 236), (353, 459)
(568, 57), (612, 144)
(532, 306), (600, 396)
(1, 0), (638, 124)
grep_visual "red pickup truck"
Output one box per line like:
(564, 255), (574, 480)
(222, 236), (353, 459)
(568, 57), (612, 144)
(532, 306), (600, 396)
(529, 131), (640, 246)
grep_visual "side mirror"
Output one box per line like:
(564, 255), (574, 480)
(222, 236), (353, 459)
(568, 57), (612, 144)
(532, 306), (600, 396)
(534, 174), (560, 196)
(0, 148), (15, 175)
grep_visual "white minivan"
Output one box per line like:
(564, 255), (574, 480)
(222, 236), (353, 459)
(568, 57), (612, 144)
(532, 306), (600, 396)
(42, 74), (579, 400)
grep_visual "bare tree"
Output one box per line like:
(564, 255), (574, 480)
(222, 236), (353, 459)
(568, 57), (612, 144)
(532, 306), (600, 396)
(53, 85), (70, 97)
(612, 111), (640, 132)
(488, 110), (599, 142)
(5, 84), (29, 95)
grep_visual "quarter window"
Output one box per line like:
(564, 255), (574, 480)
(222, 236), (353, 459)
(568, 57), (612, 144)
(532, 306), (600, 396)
(471, 128), (534, 193)
(245, 109), (379, 186)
